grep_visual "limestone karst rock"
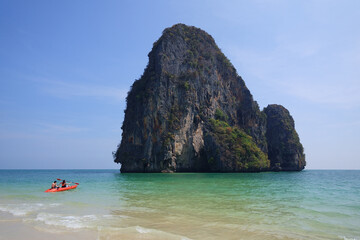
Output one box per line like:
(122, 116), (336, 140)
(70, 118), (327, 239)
(113, 24), (306, 172)
(264, 104), (306, 171)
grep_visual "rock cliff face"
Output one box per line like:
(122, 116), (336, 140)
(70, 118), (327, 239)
(114, 24), (306, 172)
(264, 104), (306, 171)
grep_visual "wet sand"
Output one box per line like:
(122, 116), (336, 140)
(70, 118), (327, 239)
(0, 212), (96, 240)
(0, 223), (96, 240)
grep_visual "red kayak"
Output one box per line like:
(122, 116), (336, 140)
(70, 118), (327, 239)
(45, 185), (77, 192)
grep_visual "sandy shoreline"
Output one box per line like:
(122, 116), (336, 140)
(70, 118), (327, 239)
(0, 222), (96, 240)
(0, 212), (96, 240)
(0, 212), (309, 240)
(0, 211), (195, 240)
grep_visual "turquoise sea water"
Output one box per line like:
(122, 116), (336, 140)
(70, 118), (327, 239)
(0, 170), (359, 240)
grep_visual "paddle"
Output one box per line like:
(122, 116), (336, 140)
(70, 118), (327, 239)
(57, 178), (79, 185)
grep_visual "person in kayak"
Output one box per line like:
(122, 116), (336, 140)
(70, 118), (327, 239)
(51, 181), (58, 189)
(61, 180), (67, 188)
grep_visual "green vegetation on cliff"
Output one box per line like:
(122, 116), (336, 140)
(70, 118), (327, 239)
(208, 119), (270, 171)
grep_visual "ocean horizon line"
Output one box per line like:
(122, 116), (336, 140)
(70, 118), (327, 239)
(0, 168), (359, 171)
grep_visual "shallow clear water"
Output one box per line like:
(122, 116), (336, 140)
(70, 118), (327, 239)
(0, 170), (359, 239)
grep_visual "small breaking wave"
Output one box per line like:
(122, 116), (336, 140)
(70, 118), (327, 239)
(0, 203), (61, 216)
(35, 212), (97, 229)
(340, 236), (359, 240)
(96, 226), (192, 240)
(31, 212), (125, 231)
(31, 213), (191, 240)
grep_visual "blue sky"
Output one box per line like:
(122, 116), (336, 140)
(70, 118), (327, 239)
(0, 0), (359, 169)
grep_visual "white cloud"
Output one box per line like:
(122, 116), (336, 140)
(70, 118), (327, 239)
(0, 123), (87, 139)
(274, 34), (322, 58)
(322, 120), (360, 129)
(0, 132), (42, 140)
(39, 123), (88, 134)
(224, 37), (360, 109)
(32, 78), (127, 102)
(279, 79), (360, 108)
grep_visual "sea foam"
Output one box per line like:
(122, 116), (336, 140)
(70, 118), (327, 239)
(35, 212), (98, 229)
(0, 203), (60, 216)
(96, 226), (192, 240)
